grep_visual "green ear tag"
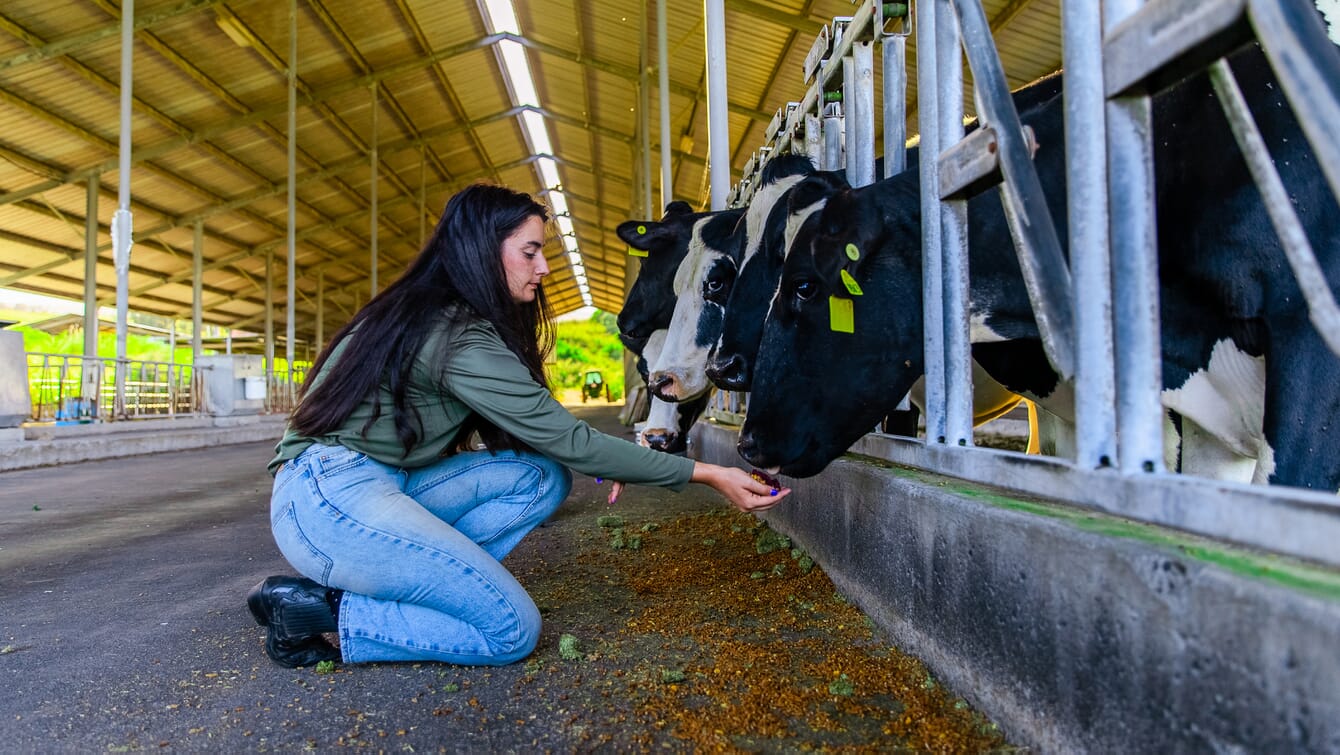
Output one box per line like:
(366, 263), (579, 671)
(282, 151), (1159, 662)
(840, 269), (863, 296)
(628, 247), (648, 257)
(829, 295), (854, 333)
(845, 243), (860, 261)
(636, 225), (647, 234)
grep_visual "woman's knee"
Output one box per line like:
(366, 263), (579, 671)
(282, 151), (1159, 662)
(488, 596), (542, 664)
(526, 453), (572, 511)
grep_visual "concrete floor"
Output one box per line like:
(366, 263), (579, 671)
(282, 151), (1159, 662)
(0, 405), (708, 751)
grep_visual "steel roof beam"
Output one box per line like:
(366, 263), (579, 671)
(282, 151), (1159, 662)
(0, 0), (226, 72)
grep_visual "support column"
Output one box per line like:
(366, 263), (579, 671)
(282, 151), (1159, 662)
(112, 0), (135, 418)
(419, 144), (427, 248)
(286, 0), (298, 377)
(192, 219), (203, 413)
(265, 249), (275, 376)
(639, 5), (653, 218)
(704, 0), (730, 210)
(82, 172), (101, 417)
(192, 221), (203, 364)
(657, 0), (672, 208)
(370, 83), (379, 297)
(83, 173), (100, 361)
(316, 268), (325, 351)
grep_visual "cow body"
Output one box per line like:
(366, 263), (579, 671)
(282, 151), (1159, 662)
(740, 42), (1340, 490)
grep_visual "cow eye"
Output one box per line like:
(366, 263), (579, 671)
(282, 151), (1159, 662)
(793, 279), (818, 301)
(705, 278), (725, 295)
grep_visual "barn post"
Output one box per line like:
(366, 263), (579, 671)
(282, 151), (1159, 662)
(915, 0), (946, 444)
(265, 249), (274, 391)
(658, 0), (673, 208)
(82, 172), (101, 417)
(937, 0), (972, 447)
(418, 144), (427, 249)
(315, 268), (325, 351)
(286, 0), (298, 398)
(192, 219), (203, 412)
(1064, 0), (1117, 468)
(112, 0), (135, 418)
(704, 0), (730, 210)
(369, 82), (379, 298)
(640, 4), (654, 219)
(1104, 0), (1164, 474)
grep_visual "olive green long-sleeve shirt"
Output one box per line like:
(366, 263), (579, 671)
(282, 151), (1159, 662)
(269, 314), (694, 489)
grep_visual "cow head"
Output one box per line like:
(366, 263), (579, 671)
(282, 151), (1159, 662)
(738, 172), (927, 477)
(707, 168), (850, 391)
(616, 201), (703, 356)
(635, 330), (711, 454)
(646, 208), (746, 401)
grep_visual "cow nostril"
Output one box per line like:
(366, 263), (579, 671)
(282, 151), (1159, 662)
(649, 374), (676, 398)
(708, 354), (748, 390)
(737, 431), (758, 461)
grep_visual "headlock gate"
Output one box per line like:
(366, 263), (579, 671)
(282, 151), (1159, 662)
(708, 0), (1340, 570)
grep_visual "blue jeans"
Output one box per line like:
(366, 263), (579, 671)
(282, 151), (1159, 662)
(269, 443), (572, 665)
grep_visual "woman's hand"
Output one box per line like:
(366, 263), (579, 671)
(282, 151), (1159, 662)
(691, 462), (791, 512)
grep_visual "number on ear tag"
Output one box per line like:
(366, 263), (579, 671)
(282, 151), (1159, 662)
(829, 295), (854, 333)
(628, 247), (648, 257)
(840, 269), (863, 296)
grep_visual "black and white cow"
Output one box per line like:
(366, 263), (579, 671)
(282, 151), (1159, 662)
(703, 162), (1030, 439)
(616, 203), (737, 448)
(616, 201), (709, 356)
(740, 41), (1340, 488)
(645, 156), (817, 402)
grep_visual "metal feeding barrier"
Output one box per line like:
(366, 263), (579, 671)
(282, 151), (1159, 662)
(709, 0), (1340, 568)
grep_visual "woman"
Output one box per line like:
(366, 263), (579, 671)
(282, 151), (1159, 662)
(248, 183), (790, 669)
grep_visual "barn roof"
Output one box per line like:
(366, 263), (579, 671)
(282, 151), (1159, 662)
(0, 0), (1061, 348)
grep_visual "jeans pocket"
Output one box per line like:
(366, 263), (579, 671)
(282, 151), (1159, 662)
(271, 501), (334, 585)
(313, 447), (369, 480)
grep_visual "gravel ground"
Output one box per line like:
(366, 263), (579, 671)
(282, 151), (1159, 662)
(0, 404), (1009, 752)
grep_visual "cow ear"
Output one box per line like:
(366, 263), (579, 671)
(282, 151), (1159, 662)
(787, 171), (849, 215)
(663, 200), (693, 218)
(616, 219), (662, 250)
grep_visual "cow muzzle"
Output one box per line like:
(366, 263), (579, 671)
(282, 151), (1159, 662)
(640, 427), (678, 452)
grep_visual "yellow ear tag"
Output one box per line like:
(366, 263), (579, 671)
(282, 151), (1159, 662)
(636, 225), (647, 234)
(845, 243), (860, 261)
(628, 247), (648, 257)
(840, 268), (863, 296)
(829, 295), (854, 333)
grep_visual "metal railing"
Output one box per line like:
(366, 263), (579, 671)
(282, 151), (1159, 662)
(24, 352), (309, 422)
(25, 353), (195, 422)
(713, 0), (1340, 569)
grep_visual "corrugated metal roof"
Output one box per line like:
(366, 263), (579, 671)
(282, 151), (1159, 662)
(0, 0), (1061, 347)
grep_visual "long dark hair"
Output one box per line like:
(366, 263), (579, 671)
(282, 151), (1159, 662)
(291, 183), (556, 455)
